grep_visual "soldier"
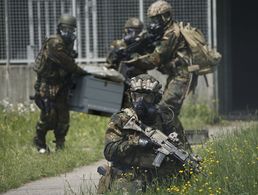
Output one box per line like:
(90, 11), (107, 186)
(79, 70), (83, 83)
(106, 17), (154, 108)
(32, 14), (88, 153)
(131, 0), (197, 116)
(97, 74), (192, 194)
(106, 17), (150, 80)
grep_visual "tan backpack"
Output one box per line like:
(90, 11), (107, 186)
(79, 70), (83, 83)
(178, 22), (222, 76)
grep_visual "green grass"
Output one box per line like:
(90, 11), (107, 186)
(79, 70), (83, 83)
(146, 124), (258, 194)
(0, 102), (220, 193)
(180, 102), (222, 129)
(0, 107), (109, 192)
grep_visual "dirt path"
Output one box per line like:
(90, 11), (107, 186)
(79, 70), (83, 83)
(1, 159), (106, 195)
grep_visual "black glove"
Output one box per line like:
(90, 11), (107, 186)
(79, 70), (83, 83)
(138, 136), (153, 148)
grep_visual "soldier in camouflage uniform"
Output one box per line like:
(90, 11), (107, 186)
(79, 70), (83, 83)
(131, 0), (197, 115)
(106, 17), (148, 80)
(33, 15), (88, 153)
(106, 17), (152, 108)
(97, 74), (190, 194)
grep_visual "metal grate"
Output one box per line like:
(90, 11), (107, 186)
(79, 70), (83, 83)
(0, 0), (209, 65)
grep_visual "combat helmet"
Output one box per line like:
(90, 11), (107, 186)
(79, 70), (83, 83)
(130, 74), (162, 104)
(58, 14), (77, 28)
(147, 0), (172, 18)
(147, 0), (172, 33)
(124, 17), (144, 30)
(57, 15), (77, 43)
(123, 17), (144, 45)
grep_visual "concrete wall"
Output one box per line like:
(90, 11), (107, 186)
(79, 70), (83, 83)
(0, 66), (216, 108)
(0, 65), (36, 103)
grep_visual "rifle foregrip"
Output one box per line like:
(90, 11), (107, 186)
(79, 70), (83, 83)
(152, 152), (166, 167)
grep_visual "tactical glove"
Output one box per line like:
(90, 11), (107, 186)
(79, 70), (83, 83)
(138, 136), (153, 148)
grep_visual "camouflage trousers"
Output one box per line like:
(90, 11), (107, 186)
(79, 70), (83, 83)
(97, 162), (187, 194)
(34, 83), (70, 149)
(97, 166), (150, 194)
(160, 76), (191, 116)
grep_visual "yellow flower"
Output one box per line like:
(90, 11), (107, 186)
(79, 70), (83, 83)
(225, 176), (229, 179)
(199, 189), (203, 192)
(179, 170), (184, 173)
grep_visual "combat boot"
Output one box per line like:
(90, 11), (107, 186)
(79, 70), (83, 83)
(53, 138), (65, 151)
(33, 121), (50, 154)
(54, 123), (69, 151)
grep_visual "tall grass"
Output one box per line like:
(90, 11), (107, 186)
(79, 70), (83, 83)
(150, 124), (258, 194)
(180, 103), (221, 129)
(0, 106), (109, 192)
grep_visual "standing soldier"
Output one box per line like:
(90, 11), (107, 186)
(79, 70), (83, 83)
(106, 17), (155, 108)
(131, 0), (197, 116)
(32, 14), (88, 153)
(106, 17), (147, 80)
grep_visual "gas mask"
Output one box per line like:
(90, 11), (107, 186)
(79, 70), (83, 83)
(123, 28), (141, 45)
(131, 92), (158, 125)
(148, 13), (171, 38)
(59, 25), (76, 44)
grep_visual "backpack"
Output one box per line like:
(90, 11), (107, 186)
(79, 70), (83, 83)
(178, 22), (222, 75)
(33, 38), (49, 75)
(33, 35), (61, 76)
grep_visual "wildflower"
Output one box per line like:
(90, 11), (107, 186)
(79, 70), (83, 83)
(179, 170), (184, 173)
(225, 176), (229, 179)
(199, 189), (203, 192)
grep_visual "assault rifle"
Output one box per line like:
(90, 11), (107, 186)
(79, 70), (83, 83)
(109, 31), (159, 66)
(123, 116), (202, 174)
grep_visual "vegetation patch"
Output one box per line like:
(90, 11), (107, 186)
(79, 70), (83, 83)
(0, 105), (109, 192)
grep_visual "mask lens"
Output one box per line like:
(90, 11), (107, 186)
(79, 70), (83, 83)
(60, 26), (76, 42)
(133, 92), (155, 103)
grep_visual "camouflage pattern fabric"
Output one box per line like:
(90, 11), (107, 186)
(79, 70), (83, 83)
(98, 107), (190, 193)
(33, 34), (86, 149)
(131, 21), (195, 114)
(106, 39), (148, 80)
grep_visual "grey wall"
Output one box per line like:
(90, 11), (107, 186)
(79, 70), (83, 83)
(0, 66), (36, 103)
(0, 66), (215, 108)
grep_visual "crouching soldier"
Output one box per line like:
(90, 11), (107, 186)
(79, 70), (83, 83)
(97, 74), (199, 194)
(32, 14), (88, 153)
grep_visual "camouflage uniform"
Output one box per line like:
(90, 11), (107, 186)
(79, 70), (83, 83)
(33, 15), (87, 152)
(131, 0), (197, 115)
(97, 74), (190, 194)
(106, 17), (150, 108)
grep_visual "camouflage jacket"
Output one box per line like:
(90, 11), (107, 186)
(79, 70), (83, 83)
(132, 21), (192, 80)
(34, 34), (85, 85)
(106, 39), (148, 79)
(104, 107), (185, 171)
